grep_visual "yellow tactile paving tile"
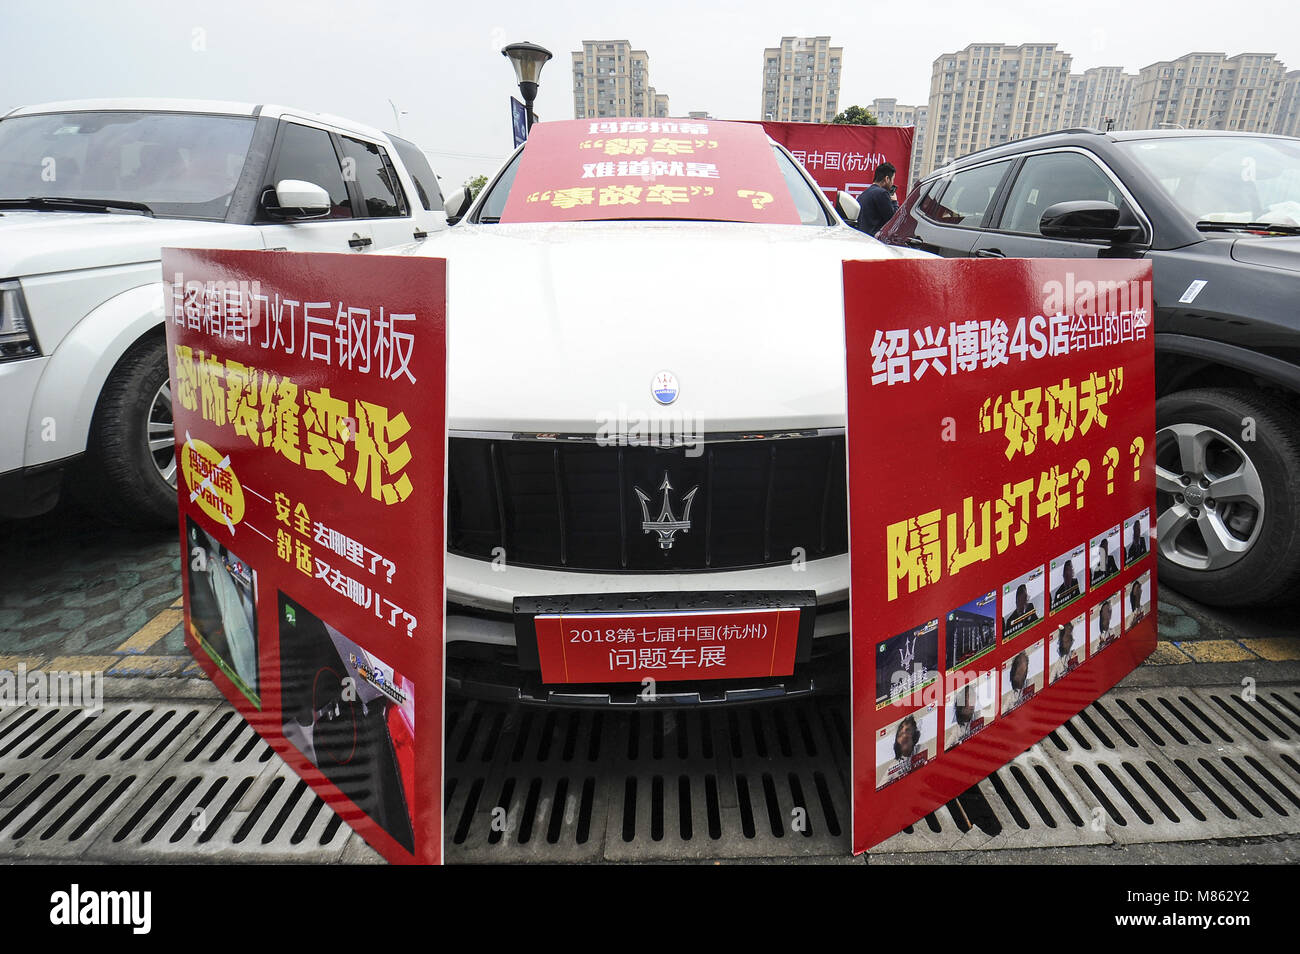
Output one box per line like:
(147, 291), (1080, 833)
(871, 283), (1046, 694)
(114, 607), (184, 655)
(1238, 638), (1300, 662)
(1176, 639), (1258, 663)
(45, 655), (119, 673)
(1146, 641), (1193, 665)
(106, 655), (187, 677)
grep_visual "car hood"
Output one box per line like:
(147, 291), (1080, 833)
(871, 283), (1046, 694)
(1230, 234), (1300, 272)
(0, 210), (264, 277)
(410, 221), (921, 433)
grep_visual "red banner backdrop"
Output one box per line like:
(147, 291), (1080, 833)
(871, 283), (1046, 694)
(844, 258), (1157, 853)
(759, 121), (914, 201)
(164, 249), (446, 864)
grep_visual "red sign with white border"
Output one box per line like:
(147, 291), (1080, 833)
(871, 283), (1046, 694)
(844, 258), (1158, 853)
(534, 607), (802, 684)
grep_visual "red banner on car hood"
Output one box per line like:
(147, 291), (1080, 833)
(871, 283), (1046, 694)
(500, 118), (802, 225)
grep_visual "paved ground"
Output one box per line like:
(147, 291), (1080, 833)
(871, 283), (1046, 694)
(1, 497), (1297, 864)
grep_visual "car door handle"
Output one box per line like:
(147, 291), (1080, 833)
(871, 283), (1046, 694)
(905, 236), (925, 247)
(348, 235), (373, 249)
(975, 248), (1004, 258)
(413, 229), (428, 240)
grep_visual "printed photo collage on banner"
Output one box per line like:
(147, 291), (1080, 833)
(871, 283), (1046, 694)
(876, 507), (1153, 790)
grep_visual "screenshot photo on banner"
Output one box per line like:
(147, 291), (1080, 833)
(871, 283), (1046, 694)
(278, 593), (417, 855)
(186, 517), (259, 707)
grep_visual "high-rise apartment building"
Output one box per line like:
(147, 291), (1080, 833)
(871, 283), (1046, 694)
(1129, 52), (1287, 131)
(571, 40), (670, 119)
(862, 99), (927, 183)
(910, 106), (928, 184)
(1276, 70), (1300, 136)
(1062, 66), (1134, 130)
(920, 42), (1073, 177)
(761, 37), (842, 123)
(868, 98), (919, 126)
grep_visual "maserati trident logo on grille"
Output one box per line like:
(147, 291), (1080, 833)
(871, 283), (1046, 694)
(651, 370), (679, 405)
(635, 471), (698, 550)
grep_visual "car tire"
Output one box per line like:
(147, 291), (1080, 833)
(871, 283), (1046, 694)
(75, 335), (178, 527)
(1154, 388), (1300, 607)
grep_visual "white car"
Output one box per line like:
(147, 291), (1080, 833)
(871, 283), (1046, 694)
(417, 118), (928, 706)
(0, 98), (447, 523)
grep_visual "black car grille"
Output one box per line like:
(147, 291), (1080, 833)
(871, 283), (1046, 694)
(448, 436), (848, 572)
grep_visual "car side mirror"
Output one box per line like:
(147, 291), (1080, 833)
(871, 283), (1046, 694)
(445, 187), (473, 225)
(264, 179), (332, 219)
(1040, 200), (1141, 242)
(836, 190), (861, 225)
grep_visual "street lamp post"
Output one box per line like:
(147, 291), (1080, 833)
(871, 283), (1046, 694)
(502, 40), (553, 131)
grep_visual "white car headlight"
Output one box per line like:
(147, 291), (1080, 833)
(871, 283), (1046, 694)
(0, 280), (39, 361)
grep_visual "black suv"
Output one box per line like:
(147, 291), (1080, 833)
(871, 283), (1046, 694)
(879, 129), (1300, 607)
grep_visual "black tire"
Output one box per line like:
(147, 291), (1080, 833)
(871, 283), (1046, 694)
(75, 335), (177, 527)
(1154, 388), (1300, 607)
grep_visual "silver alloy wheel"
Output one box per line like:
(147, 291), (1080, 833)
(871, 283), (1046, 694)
(1154, 422), (1265, 571)
(147, 380), (177, 488)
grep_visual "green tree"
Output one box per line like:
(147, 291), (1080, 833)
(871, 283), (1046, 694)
(832, 105), (878, 126)
(464, 174), (489, 199)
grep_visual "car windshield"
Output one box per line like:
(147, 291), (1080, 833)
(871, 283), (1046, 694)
(1119, 136), (1300, 228)
(477, 143), (829, 226)
(0, 110), (256, 220)
(477, 118), (829, 226)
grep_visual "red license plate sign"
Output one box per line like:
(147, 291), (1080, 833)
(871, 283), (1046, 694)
(534, 608), (802, 684)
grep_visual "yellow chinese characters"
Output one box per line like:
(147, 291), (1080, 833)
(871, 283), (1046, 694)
(884, 446), (1127, 602)
(175, 345), (415, 506)
(980, 367), (1123, 459)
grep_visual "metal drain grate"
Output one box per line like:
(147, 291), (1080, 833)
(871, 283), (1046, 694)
(1, 682), (1295, 863)
(1050, 686), (1300, 845)
(443, 699), (853, 862)
(873, 745), (1110, 853)
(0, 703), (356, 862)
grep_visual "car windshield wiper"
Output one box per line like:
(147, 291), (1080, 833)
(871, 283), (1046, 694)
(1195, 220), (1300, 235)
(0, 196), (154, 216)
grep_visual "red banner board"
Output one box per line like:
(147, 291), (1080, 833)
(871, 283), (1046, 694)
(844, 258), (1157, 853)
(534, 607), (802, 684)
(163, 249), (446, 864)
(501, 117), (802, 224)
(759, 121), (914, 201)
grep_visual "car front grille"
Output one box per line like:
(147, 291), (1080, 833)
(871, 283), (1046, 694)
(448, 435), (848, 572)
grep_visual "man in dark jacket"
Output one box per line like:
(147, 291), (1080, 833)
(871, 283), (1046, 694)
(856, 161), (898, 236)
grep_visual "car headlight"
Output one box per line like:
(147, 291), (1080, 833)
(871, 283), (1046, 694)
(0, 280), (40, 361)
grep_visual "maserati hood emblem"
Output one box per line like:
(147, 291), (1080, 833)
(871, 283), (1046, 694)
(651, 370), (679, 405)
(635, 471), (698, 550)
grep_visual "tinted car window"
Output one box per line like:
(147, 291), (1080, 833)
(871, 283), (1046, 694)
(773, 146), (832, 225)
(925, 160), (1011, 228)
(390, 137), (444, 212)
(475, 150), (522, 222)
(1119, 136), (1300, 226)
(999, 151), (1127, 235)
(267, 123), (351, 218)
(340, 136), (407, 218)
(0, 111), (255, 220)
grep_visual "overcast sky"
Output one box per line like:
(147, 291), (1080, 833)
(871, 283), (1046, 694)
(3, 0), (1297, 189)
